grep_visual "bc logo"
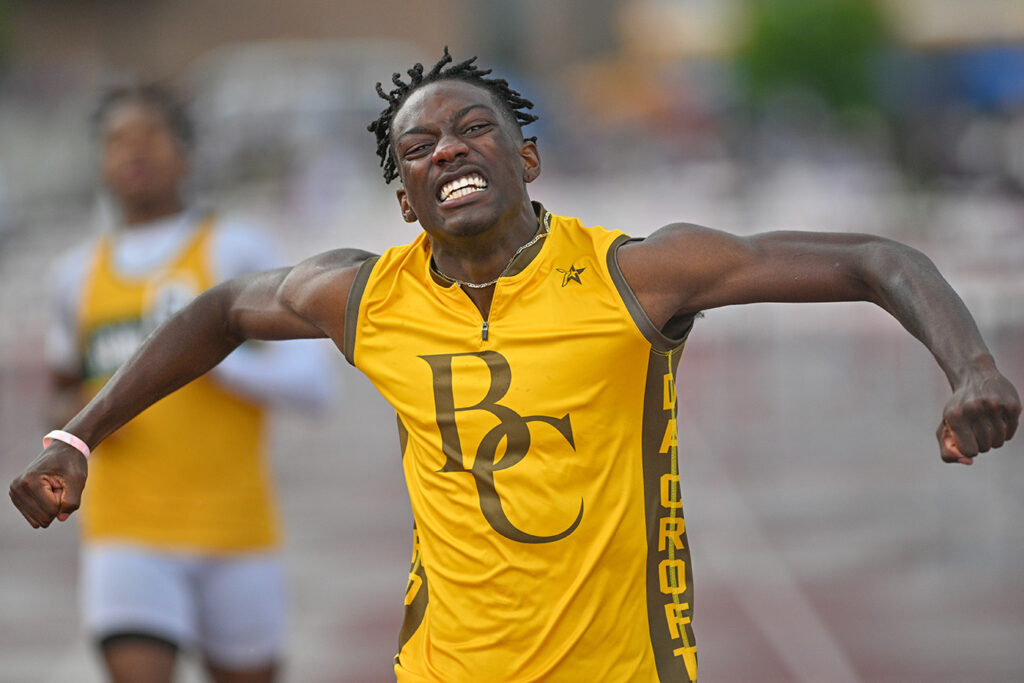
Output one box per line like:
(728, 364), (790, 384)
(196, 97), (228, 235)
(420, 351), (583, 543)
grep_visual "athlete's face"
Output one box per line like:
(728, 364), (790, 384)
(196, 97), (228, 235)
(391, 80), (540, 239)
(100, 100), (187, 207)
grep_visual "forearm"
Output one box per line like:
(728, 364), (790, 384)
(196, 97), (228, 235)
(63, 284), (244, 448)
(861, 241), (995, 389)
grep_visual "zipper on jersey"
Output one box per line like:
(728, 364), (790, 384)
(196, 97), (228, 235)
(482, 320), (489, 340)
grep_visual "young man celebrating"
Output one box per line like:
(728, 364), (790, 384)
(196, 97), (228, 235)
(12, 50), (1020, 682)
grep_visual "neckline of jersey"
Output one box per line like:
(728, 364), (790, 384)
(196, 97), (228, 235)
(425, 202), (555, 293)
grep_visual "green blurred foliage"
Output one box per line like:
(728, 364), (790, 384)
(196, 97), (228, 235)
(736, 0), (892, 112)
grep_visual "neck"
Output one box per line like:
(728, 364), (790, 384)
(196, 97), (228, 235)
(429, 201), (539, 286)
(120, 196), (185, 227)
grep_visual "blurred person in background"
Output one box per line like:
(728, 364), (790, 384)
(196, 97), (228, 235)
(43, 84), (333, 683)
(11, 51), (1020, 682)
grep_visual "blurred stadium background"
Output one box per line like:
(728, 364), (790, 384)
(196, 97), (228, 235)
(1, 1), (1022, 681)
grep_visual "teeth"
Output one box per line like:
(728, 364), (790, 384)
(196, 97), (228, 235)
(439, 174), (487, 202)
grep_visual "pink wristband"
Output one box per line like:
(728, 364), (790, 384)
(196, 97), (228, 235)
(43, 430), (91, 459)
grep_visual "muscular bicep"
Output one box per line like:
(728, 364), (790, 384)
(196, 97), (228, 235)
(619, 224), (888, 327)
(223, 248), (375, 343)
(217, 268), (320, 340)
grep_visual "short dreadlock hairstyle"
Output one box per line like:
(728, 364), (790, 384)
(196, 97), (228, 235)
(368, 47), (539, 184)
(92, 83), (195, 150)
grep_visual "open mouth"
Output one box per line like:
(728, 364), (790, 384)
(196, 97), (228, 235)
(438, 173), (488, 203)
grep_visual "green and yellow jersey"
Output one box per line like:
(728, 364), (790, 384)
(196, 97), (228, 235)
(78, 216), (278, 552)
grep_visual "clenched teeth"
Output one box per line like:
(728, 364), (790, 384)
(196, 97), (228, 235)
(439, 174), (487, 202)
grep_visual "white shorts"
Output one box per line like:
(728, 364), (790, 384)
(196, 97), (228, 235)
(81, 544), (285, 669)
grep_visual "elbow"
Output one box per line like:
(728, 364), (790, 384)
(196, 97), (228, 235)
(215, 281), (254, 344)
(859, 238), (938, 306)
(186, 283), (247, 348)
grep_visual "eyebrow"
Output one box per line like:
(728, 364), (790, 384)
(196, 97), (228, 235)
(395, 103), (496, 142)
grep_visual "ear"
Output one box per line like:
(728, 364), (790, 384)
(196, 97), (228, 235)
(396, 188), (418, 223)
(520, 138), (541, 184)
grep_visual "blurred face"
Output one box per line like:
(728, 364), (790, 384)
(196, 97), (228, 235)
(391, 79), (539, 239)
(100, 100), (187, 207)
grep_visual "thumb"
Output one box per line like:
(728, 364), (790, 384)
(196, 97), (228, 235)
(57, 496), (72, 522)
(57, 485), (81, 522)
(42, 474), (80, 522)
(939, 422), (972, 466)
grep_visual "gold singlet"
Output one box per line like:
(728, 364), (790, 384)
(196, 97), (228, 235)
(77, 216), (279, 552)
(345, 204), (698, 681)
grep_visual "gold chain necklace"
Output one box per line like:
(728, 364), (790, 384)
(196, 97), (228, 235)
(431, 212), (551, 289)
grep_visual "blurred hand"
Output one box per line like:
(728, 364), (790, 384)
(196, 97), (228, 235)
(9, 443), (87, 528)
(939, 369), (1021, 465)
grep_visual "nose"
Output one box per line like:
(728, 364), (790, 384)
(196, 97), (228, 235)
(431, 132), (468, 165)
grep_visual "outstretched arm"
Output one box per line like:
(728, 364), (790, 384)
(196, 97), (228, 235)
(10, 248), (373, 528)
(618, 225), (1020, 464)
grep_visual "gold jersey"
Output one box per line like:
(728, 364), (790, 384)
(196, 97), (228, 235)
(346, 205), (697, 681)
(77, 216), (279, 552)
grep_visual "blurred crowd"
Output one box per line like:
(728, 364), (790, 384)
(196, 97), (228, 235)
(2, 1), (1024, 242)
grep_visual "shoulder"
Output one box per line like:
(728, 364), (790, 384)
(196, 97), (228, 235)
(52, 237), (100, 274)
(49, 237), (102, 301)
(615, 222), (753, 325)
(545, 210), (630, 262)
(279, 248), (378, 319)
(292, 247), (378, 274)
(625, 222), (742, 253)
(617, 222), (738, 279)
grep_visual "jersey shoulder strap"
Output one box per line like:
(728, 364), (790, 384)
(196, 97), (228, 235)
(342, 255), (380, 366)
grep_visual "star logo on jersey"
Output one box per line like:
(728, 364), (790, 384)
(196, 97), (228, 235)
(556, 264), (586, 287)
